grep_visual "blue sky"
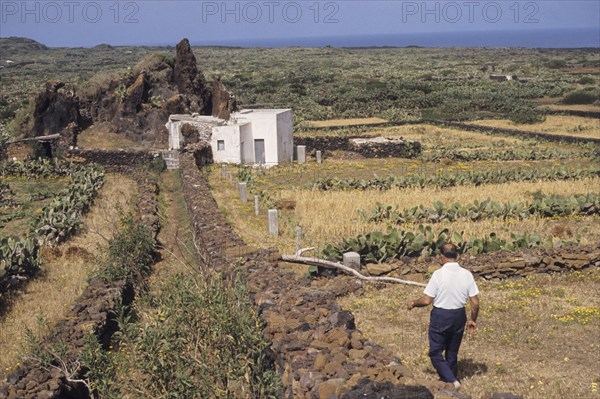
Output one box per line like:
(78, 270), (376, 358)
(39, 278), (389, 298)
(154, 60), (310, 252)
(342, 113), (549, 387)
(0, 1), (599, 47)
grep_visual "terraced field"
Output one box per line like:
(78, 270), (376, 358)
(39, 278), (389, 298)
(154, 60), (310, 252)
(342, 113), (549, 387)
(209, 119), (600, 398)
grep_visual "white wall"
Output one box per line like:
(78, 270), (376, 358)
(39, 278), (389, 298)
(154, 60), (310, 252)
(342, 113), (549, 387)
(238, 112), (279, 165)
(276, 110), (293, 163)
(166, 121), (181, 149)
(211, 125), (241, 164)
(239, 122), (254, 164)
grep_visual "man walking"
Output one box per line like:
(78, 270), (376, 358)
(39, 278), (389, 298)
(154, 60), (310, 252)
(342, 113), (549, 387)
(406, 242), (479, 389)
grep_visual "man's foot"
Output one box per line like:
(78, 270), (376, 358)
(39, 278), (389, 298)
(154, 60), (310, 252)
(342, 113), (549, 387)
(442, 381), (461, 391)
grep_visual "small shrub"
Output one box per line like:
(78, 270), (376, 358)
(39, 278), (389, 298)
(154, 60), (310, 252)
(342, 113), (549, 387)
(546, 59), (567, 69)
(510, 110), (546, 124)
(562, 90), (598, 105)
(150, 154), (166, 174)
(113, 84), (128, 103)
(578, 76), (595, 85)
(96, 213), (155, 283)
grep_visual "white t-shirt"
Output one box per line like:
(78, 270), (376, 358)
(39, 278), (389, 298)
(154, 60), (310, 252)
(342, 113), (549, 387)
(424, 262), (479, 310)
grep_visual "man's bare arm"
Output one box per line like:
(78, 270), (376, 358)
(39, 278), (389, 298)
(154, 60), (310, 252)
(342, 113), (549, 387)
(469, 295), (479, 322)
(406, 295), (434, 310)
(467, 295), (479, 332)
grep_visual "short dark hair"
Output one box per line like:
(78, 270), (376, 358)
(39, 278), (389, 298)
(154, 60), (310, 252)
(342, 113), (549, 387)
(440, 242), (458, 259)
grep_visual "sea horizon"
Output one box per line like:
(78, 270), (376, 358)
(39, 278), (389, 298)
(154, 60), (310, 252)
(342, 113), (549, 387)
(3, 27), (599, 49)
(189, 27), (600, 49)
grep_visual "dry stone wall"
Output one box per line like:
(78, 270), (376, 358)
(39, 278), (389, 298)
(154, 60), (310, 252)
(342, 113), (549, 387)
(178, 153), (433, 399)
(438, 121), (600, 145)
(294, 136), (421, 159)
(66, 149), (158, 174)
(376, 246), (600, 282)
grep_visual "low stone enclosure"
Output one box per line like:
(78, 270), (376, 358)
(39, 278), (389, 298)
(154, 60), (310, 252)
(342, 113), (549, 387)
(294, 136), (422, 159)
(2, 152), (599, 399)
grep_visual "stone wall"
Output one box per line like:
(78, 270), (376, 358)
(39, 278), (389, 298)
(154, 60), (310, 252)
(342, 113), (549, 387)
(178, 153), (433, 399)
(0, 179), (160, 399)
(294, 136), (422, 159)
(366, 246), (600, 282)
(66, 149), (159, 174)
(5, 142), (36, 161)
(438, 121), (600, 145)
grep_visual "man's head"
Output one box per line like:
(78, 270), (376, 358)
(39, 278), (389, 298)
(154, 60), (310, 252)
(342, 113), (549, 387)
(440, 242), (458, 261)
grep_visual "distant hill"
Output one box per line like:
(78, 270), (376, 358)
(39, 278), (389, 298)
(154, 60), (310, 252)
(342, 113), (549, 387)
(0, 37), (48, 57)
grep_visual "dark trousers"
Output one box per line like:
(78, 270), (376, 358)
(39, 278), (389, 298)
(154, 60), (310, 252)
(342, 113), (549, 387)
(428, 306), (467, 382)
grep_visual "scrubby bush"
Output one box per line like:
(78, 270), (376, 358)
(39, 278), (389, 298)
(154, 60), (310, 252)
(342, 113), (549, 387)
(96, 214), (155, 283)
(578, 76), (595, 85)
(509, 109), (546, 124)
(562, 89), (599, 105)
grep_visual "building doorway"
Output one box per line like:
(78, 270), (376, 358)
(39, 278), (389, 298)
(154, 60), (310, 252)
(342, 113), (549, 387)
(254, 139), (265, 164)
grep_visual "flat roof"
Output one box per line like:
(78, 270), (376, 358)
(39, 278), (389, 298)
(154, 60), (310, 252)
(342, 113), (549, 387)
(235, 109), (291, 115)
(168, 114), (224, 123)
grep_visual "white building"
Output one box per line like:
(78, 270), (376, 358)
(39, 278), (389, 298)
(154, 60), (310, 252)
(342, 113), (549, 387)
(165, 109), (293, 166)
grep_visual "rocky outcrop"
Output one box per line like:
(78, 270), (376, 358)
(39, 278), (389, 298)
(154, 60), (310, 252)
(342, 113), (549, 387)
(174, 38), (206, 98)
(76, 38), (235, 145)
(211, 77), (236, 120)
(30, 81), (82, 138)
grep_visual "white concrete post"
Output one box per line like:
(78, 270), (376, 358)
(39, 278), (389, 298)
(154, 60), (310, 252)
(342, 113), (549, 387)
(316, 150), (322, 164)
(297, 145), (306, 164)
(254, 195), (260, 216)
(343, 252), (361, 270)
(268, 209), (279, 236)
(239, 182), (247, 202)
(295, 225), (302, 254)
(221, 164), (227, 178)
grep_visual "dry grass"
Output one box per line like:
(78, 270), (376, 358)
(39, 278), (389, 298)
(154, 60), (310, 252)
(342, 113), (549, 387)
(539, 104), (600, 113)
(338, 268), (600, 399)
(147, 170), (198, 285)
(468, 116), (600, 139)
(299, 124), (528, 151)
(77, 125), (144, 151)
(0, 174), (137, 378)
(210, 164), (600, 255)
(306, 117), (388, 128)
(209, 170), (288, 252)
(279, 178), (600, 252)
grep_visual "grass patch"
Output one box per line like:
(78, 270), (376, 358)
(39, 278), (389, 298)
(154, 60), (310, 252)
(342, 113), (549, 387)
(77, 125), (149, 151)
(468, 116), (600, 140)
(539, 104), (600, 113)
(306, 117), (388, 128)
